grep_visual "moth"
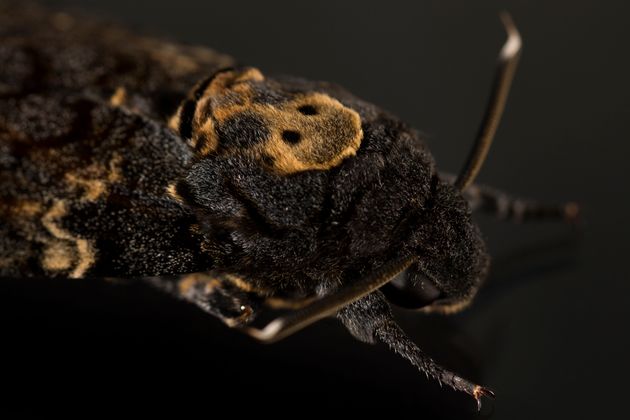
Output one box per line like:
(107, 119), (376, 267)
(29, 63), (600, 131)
(0, 2), (577, 409)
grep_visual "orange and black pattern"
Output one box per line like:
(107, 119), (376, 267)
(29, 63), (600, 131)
(0, 1), (504, 403)
(0, 1), (487, 304)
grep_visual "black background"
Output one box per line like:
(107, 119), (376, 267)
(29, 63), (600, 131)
(2, 1), (628, 418)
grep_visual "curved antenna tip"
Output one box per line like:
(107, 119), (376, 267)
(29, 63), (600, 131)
(499, 12), (522, 59)
(499, 12), (516, 32)
(454, 12), (523, 191)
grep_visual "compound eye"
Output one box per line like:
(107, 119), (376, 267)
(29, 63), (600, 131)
(381, 267), (442, 309)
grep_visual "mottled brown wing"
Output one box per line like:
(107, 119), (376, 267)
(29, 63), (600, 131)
(0, 0), (235, 119)
(0, 91), (216, 278)
(0, 1), (235, 278)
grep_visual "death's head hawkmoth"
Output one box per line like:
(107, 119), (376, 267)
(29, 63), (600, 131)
(0, 1), (578, 409)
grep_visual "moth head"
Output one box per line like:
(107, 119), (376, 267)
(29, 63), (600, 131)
(170, 67), (363, 174)
(169, 67), (488, 311)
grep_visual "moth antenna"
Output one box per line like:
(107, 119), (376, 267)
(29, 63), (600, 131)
(241, 256), (415, 343)
(454, 12), (522, 191)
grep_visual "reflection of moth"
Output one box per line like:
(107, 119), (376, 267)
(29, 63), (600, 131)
(0, 2), (577, 409)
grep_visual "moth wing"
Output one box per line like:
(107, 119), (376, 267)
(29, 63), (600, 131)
(0, 91), (206, 278)
(0, 1), (235, 119)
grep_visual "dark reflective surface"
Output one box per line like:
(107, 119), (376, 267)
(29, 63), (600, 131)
(3, 1), (628, 417)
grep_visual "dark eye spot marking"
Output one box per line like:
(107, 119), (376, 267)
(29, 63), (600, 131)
(297, 105), (318, 115)
(282, 130), (302, 144)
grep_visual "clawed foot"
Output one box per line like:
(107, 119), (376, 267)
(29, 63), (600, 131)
(472, 385), (496, 412)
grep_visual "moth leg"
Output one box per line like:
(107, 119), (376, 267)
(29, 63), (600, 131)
(241, 256), (415, 343)
(145, 273), (262, 327)
(464, 183), (579, 224)
(338, 292), (494, 411)
(455, 13), (522, 191)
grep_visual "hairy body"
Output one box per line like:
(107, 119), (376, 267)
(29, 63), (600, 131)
(0, 2), (573, 408)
